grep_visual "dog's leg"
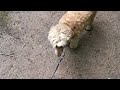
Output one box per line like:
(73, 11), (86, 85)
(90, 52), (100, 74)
(85, 12), (97, 31)
(85, 18), (94, 31)
(70, 37), (79, 49)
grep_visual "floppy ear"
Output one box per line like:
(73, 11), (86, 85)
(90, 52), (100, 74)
(57, 41), (67, 47)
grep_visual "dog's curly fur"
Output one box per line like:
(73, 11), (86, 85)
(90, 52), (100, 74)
(48, 11), (97, 57)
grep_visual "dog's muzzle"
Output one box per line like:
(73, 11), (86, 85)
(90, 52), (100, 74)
(55, 46), (64, 57)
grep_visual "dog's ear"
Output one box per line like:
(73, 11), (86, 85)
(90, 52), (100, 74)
(57, 41), (67, 47)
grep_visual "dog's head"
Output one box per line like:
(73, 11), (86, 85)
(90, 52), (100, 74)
(48, 24), (73, 57)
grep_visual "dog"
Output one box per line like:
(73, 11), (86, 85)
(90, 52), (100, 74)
(48, 11), (97, 57)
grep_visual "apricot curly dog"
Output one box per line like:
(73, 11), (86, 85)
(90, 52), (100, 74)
(48, 11), (97, 57)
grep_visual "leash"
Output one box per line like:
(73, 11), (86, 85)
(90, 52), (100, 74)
(51, 51), (65, 79)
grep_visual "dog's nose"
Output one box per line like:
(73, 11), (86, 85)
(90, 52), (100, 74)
(57, 52), (62, 57)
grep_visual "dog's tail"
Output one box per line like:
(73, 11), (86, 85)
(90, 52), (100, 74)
(48, 24), (73, 48)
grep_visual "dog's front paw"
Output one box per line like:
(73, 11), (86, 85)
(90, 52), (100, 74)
(85, 25), (92, 31)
